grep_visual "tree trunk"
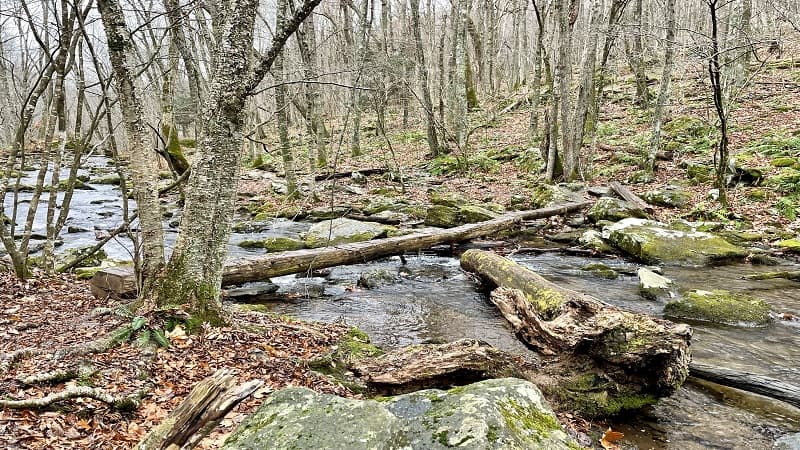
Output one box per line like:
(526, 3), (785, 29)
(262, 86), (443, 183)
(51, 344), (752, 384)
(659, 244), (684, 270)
(646, 0), (676, 173)
(629, 0), (650, 108)
(97, 0), (166, 282)
(461, 250), (692, 416)
(410, 0), (440, 156)
(274, 0), (298, 197)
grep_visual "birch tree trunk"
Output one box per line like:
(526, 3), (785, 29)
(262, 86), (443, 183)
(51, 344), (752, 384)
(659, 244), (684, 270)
(97, 0), (166, 282)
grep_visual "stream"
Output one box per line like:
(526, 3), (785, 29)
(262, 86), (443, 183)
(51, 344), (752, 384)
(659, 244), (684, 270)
(4, 156), (800, 449)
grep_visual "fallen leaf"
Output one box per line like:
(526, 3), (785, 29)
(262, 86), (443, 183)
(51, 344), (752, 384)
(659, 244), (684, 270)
(600, 427), (624, 449)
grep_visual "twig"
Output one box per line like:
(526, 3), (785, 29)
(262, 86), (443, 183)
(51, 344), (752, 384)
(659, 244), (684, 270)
(0, 348), (41, 375)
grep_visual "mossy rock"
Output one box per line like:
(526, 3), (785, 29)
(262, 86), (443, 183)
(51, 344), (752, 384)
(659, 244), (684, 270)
(777, 238), (800, 252)
(358, 268), (400, 289)
(604, 218), (746, 265)
(641, 187), (690, 208)
(305, 218), (390, 248)
(362, 196), (407, 215)
(718, 230), (762, 246)
(530, 183), (584, 209)
(57, 247), (107, 269)
(308, 327), (383, 381)
(580, 263), (618, 280)
(771, 156), (798, 167)
(92, 174), (122, 185)
(746, 188), (769, 201)
(684, 162), (713, 183)
(458, 204), (499, 223)
(429, 190), (469, 207)
(664, 289), (771, 326)
(587, 197), (648, 223)
(627, 170), (655, 184)
(424, 205), (460, 228)
(637, 268), (672, 300)
(58, 179), (94, 191)
(222, 378), (579, 450)
(238, 237), (307, 252)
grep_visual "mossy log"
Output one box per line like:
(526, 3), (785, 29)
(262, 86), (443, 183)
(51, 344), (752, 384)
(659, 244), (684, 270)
(460, 250), (692, 416)
(137, 369), (262, 450)
(350, 339), (527, 395)
(689, 363), (800, 409)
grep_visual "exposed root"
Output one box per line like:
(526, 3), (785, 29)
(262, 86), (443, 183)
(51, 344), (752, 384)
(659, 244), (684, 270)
(0, 385), (149, 411)
(54, 324), (135, 360)
(17, 363), (95, 386)
(0, 348), (41, 375)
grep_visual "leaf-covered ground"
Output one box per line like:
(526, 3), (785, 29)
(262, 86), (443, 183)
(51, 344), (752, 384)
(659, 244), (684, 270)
(0, 273), (352, 449)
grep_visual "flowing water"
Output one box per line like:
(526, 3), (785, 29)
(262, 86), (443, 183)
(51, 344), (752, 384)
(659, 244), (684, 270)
(4, 157), (800, 448)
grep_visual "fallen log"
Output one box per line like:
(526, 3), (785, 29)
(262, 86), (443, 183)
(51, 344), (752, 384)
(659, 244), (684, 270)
(461, 250), (692, 417)
(351, 339), (528, 395)
(314, 167), (387, 181)
(137, 369), (263, 450)
(689, 362), (800, 409)
(610, 181), (653, 212)
(91, 202), (590, 298)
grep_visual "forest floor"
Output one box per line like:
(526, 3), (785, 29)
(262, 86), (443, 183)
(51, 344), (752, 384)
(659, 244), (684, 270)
(2, 60), (800, 448)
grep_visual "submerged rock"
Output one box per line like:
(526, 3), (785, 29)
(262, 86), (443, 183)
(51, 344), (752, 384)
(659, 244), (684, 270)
(587, 197), (648, 223)
(358, 268), (400, 289)
(637, 268), (673, 300)
(305, 218), (390, 248)
(222, 378), (579, 450)
(774, 433), (800, 450)
(664, 289), (771, 326)
(603, 218), (746, 265)
(580, 263), (618, 280)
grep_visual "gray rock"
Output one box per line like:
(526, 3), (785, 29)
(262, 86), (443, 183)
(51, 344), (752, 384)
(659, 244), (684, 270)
(603, 218), (746, 265)
(224, 282), (280, 301)
(358, 268), (400, 289)
(637, 268), (673, 300)
(578, 230), (614, 253)
(587, 186), (614, 197)
(222, 378), (579, 450)
(238, 237), (307, 252)
(587, 197), (648, 223)
(775, 433), (800, 450)
(305, 218), (390, 248)
(307, 205), (351, 220)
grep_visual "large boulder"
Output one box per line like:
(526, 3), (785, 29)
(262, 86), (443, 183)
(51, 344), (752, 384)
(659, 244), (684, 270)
(587, 197), (648, 223)
(530, 183), (585, 209)
(664, 289), (771, 326)
(222, 378), (579, 450)
(424, 204), (499, 228)
(305, 218), (390, 248)
(603, 218), (746, 265)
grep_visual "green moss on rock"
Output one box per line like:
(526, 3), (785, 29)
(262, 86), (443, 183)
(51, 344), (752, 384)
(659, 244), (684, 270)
(664, 289), (771, 326)
(580, 263), (619, 280)
(237, 237), (307, 252)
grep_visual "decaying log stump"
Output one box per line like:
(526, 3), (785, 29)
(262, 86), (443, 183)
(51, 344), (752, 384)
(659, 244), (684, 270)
(460, 249), (692, 416)
(350, 339), (528, 395)
(137, 369), (262, 450)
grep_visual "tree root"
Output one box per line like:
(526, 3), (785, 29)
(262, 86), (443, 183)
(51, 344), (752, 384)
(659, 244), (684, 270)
(0, 385), (149, 411)
(54, 323), (135, 360)
(0, 348), (40, 375)
(17, 363), (95, 386)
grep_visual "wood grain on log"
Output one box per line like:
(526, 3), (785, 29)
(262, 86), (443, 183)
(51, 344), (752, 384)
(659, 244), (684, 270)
(610, 181), (653, 212)
(137, 369), (262, 450)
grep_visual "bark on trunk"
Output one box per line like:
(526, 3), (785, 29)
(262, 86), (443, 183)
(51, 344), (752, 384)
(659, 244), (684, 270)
(461, 250), (692, 416)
